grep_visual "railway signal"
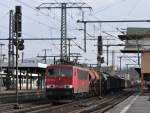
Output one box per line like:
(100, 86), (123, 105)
(14, 6), (22, 37)
(98, 36), (103, 55)
(18, 39), (24, 51)
(14, 5), (22, 109)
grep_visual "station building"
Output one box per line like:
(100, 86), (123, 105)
(119, 27), (150, 94)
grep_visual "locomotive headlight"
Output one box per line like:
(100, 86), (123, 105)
(46, 85), (55, 88)
(51, 85), (55, 88)
(64, 85), (73, 88)
(46, 85), (51, 88)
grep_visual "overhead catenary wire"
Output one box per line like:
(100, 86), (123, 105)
(78, 0), (142, 38)
(0, 0), (142, 65)
(0, 1), (59, 34)
(14, 0), (92, 54)
(15, 0), (61, 28)
(78, 0), (143, 66)
(30, 0), (82, 31)
(90, 0), (126, 15)
(116, 0), (143, 32)
(0, 1), (61, 51)
(0, 11), (10, 21)
(15, 0), (88, 31)
(1, 0), (90, 46)
(0, 1), (60, 32)
(23, 15), (58, 30)
(126, 0), (142, 17)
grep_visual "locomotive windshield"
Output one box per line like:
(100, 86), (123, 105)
(48, 67), (72, 77)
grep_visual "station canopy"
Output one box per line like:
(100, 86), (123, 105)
(119, 27), (150, 53)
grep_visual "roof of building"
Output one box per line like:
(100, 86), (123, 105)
(118, 35), (144, 40)
(2, 62), (48, 68)
(118, 28), (150, 40)
(1, 57), (54, 69)
(127, 27), (150, 35)
(120, 49), (143, 53)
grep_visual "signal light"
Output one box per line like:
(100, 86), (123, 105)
(97, 56), (104, 63)
(101, 57), (104, 63)
(18, 39), (24, 50)
(13, 39), (17, 46)
(98, 36), (103, 55)
(14, 6), (22, 37)
(15, 6), (21, 14)
(18, 43), (24, 51)
(13, 39), (24, 50)
(20, 39), (24, 43)
(97, 56), (101, 61)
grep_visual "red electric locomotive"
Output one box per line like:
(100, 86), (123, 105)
(45, 64), (90, 102)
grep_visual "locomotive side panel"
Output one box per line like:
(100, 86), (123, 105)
(74, 67), (89, 94)
(72, 67), (78, 94)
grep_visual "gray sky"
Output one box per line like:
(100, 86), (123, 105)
(0, 0), (149, 68)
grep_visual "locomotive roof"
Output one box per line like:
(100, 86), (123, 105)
(47, 64), (88, 69)
(47, 64), (73, 67)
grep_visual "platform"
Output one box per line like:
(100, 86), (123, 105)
(106, 93), (150, 113)
(0, 90), (45, 104)
(0, 89), (43, 95)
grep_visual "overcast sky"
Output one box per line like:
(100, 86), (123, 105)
(0, 0), (149, 68)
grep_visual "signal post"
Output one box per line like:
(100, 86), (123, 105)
(14, 6), (24, 109)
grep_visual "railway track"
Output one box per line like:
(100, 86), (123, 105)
(1, 99), (51, 113)
(2, 90), (134, 113)
(0, 103), (16, 112)
(0, 90), (45, 104)
(2, 97), (99, 113)
(75, 91), (133, 113)
(90, 93), (132, 113)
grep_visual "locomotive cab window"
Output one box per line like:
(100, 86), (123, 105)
(48, 69), (54, 75)
(48, 67), (72, 77)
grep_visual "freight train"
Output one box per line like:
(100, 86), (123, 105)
(45, 64), (131, 102)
